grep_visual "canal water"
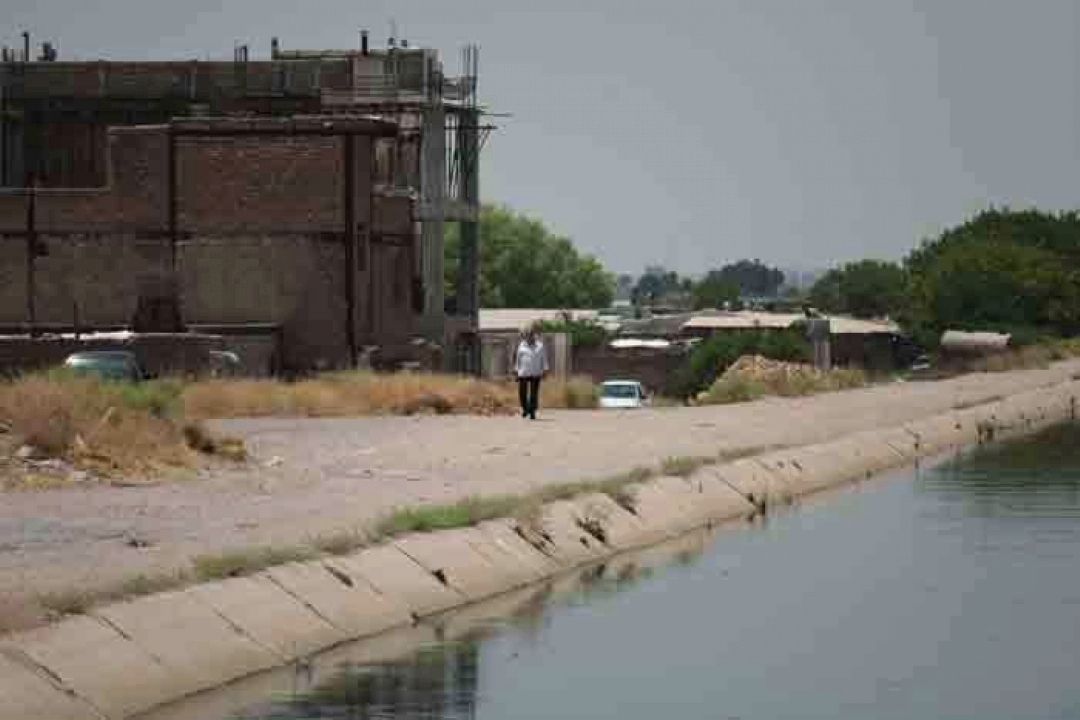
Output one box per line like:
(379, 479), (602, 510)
(166, 423), (1080, 720)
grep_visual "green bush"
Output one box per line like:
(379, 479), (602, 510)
(671, 329), (810, 399)
(112, 379), (185, 418)
(536, 319), (609, 348)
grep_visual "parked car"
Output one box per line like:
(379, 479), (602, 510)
(599, 379), (649, 409)
(910, 353), (932, 373)
(62, 351), (146, 382)
(208, 350), (242, 378)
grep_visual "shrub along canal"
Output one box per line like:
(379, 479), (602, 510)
(151, 423), (1080, 720)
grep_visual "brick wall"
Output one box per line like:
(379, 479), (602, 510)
(0, 119), (418, 372)
(0, 238), (25, 324)
(572, 346), (691, 396)
(32, 233), (170, 326)
(3, 59), (349, 187)
(177, 135), (343, 232)
(35, 129), (168, 229)
(180, 234), (350, 370)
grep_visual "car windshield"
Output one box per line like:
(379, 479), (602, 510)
(601, 384), (639, 399)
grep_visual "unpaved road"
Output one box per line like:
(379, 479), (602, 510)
(2, 360), (1078, 630)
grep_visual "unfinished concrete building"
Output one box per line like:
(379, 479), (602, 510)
(0, 32), (485, 372)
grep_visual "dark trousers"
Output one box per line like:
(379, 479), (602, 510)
(518, 376), (541, 418)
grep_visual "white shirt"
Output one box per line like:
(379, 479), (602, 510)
(515, 339), (549, 378)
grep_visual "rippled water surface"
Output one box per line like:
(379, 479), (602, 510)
(188, 424), (1080, 720)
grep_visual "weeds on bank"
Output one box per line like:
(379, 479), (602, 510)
(37, 570), (191, 619)
(372, 466), (661, 541)
(310, 529), (370, 556)
(191, 546), (319, 581)
(373, 496), (528, 536)
(660, 455), (714, 477)
(28, 452), (743, 623)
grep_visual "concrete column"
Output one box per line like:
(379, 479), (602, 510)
(454, 108), (481, 373)
(419, 105), (446, 342)
(455, 111), (480, 322)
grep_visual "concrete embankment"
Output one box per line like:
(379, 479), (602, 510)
(1, 378), (1078, 720)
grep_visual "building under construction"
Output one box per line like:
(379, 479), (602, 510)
(0, 32), (487, 373)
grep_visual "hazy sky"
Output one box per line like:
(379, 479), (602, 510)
(6, 1), (1080, 274)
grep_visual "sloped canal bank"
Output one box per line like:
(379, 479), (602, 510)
(150, 422), (1080, 720)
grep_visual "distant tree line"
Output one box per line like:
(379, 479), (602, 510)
(446, 204), (1080, 351)
(444, 205), (615, 309)
(630, 260), (787, 311)
(805, 208), (1080, 346)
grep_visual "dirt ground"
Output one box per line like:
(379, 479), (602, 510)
(2, 359), (1078, 631)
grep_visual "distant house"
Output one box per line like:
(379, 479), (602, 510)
(477, 309), (600, 334)
(475, 309), (594, 378)
(680, 311), (904, 371)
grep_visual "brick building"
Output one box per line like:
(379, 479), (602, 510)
(0, 115), (423, 372)
(0, 34), (483, 372)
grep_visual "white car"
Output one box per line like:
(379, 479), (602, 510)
(599, 380), (649, 409)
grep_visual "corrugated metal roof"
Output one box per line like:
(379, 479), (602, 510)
(609, 338), (672, 349)
(478, 309), (601, 332)
(681, 312), (899, 335)
(941, 330), (1011, 349)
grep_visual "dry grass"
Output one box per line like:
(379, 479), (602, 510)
(183, 371), (600, 420)
(183, 371), (521, 419)
(697, 357), (867, 406)
(1, 370), (601, 480)
(181, 422), (247, 461)
(938, 338), (1080, 376)
(540, 376), (600, 410)
(0, 374), (195, 475)
(962, 346), (1055, 374)
(0, 373), (250, 477)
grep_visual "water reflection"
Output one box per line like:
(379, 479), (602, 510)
(924, 423), (1080, 519)
(236, 642), (482, 720)
(228, 531), (714, 720)
(200, 423), (1080, 720)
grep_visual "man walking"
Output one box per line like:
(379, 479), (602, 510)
(514, 326), (549, 420)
